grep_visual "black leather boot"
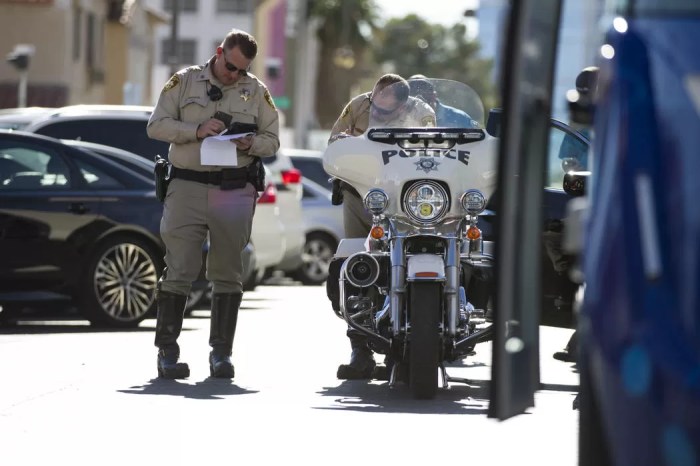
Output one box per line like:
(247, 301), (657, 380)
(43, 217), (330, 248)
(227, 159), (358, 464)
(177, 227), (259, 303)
(154, 290), (190, 379)
(337, 331), (376, 379)
(209, 292), (242, 379)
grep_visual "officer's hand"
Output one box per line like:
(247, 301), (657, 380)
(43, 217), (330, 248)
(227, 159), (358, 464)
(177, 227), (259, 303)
(329, 131), (351, 143)
(233, 135), (253, 151)
(197, 118), (226, 139)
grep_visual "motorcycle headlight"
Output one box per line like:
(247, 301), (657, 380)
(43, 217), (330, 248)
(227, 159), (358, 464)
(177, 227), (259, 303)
(460, 189), (487, 215)
(364, 189), (389, 214)
(403, 181), (448, 224)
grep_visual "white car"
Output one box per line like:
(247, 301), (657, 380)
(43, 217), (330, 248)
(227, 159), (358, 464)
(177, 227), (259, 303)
(291, 178), (344, 285)
(261, 148), (307, 275)
(247, 166), (286, 289)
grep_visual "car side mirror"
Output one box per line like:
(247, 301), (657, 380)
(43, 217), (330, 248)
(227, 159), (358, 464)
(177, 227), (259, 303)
(563, 170), (590, 197)
(486, 108), (501, 137)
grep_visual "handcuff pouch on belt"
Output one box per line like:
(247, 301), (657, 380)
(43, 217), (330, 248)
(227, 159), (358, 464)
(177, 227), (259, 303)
(154, 155), (171, 202)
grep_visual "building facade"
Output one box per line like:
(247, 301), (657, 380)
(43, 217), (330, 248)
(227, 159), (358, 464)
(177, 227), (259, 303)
(0, 0), (166, 109)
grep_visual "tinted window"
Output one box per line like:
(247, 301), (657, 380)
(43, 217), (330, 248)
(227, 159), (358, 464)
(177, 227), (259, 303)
(0, 143), (71, 190)
(34, 119), (170, 161)
(290, 157), (332, 189)
(88, 148), (154, 178)
(548, 126), (588, 189)
(73, 158), (125, 189)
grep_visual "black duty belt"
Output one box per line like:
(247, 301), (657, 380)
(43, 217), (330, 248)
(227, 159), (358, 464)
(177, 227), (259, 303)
(170, 166), (248, 186)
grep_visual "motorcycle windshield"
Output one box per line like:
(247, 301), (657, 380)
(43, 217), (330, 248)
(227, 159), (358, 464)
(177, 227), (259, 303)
(369, 78), (484, 129)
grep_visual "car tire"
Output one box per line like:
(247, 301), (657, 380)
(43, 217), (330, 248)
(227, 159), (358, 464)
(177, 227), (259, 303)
(292, 232), (337, 285)
(79, 235), (163, 328)
(243, 267), (264, 291)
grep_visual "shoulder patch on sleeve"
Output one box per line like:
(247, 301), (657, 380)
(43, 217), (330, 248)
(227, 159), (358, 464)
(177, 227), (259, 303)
(162, 74), (180, 93)
(422, 115), (436, 127)
(264, 89), (276, 109)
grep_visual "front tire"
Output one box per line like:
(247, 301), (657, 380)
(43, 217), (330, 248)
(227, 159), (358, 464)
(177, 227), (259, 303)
(408, 282), (442, 399)
(79, 235), (162, 327)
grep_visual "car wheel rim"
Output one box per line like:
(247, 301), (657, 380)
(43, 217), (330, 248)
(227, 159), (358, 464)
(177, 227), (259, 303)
(94, 243), (158, 321)
(301, 238), (334, 282)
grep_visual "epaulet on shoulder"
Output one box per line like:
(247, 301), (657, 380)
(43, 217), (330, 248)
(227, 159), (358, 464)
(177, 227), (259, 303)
(178, 65), (202, 75)
(245, 73), (266, 87)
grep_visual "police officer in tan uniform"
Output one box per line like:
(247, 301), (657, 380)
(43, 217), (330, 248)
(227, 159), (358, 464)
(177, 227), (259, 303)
(327, 74), (435, 379)
(147, 29), (279, 379)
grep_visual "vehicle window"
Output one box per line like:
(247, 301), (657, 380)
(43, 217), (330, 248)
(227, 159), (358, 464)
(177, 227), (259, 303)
(33, 119), (170, 160)
(0, 145), (71, 190)
(89, 148), (153, 178)
(291, 157), (332, 189)
(72, 158), (125, 189)
(547, 125), (588, 189)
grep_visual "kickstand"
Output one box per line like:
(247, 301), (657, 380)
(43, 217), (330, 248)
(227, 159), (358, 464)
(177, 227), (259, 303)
(440, 365), (450, 388)
(388, 363), (399, 388)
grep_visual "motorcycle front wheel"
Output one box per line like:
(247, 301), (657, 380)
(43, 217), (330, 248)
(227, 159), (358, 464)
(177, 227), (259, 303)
(408, 282), (442, 399)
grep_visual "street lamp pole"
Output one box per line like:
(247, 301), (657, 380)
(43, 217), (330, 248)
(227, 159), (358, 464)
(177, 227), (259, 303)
(6, 44), (35, 108)
(168, 0), (181, 76)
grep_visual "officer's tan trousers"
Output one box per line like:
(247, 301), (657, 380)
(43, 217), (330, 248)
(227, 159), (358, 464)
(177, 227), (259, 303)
(342, 190), (372, 238)
(159, 178), (257, 295)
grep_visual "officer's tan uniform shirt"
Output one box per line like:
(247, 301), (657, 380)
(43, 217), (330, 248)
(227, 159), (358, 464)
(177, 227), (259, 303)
(329, 92), (436, 142)
(148, 60), (280, 171)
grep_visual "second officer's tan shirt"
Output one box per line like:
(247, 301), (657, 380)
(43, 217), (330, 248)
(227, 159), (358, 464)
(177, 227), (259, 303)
(147, 58), (280, 171)
(329, 92), (436, 143)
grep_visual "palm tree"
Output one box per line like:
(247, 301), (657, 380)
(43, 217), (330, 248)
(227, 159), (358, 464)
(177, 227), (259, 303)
(309, 0), (380, 128)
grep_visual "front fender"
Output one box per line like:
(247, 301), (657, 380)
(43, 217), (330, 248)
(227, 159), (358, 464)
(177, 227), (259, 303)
(406, 254), (445, 281)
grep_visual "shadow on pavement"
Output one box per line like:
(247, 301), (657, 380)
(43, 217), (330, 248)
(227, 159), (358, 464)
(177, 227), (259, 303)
(118, 378), (259, 400)
(0, 319), (156, 335)
(314, 377), (491, 415)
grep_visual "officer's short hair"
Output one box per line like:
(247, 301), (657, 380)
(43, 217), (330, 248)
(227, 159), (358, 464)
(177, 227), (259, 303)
(375, 74), (410, 103)
(222, 29), (258, 59)
(408, 79), (436, 103)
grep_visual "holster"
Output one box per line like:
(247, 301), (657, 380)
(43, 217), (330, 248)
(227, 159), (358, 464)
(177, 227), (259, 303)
(154, 155), (171, 202)
(247, 157), (266, 191)
(331, 178), (344, 205)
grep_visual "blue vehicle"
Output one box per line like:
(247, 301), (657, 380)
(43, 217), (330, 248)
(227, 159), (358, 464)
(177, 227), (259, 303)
(490, 1), (700, 465)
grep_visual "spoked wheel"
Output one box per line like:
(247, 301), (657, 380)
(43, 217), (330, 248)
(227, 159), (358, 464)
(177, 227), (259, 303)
(408, 282), (442, 399)
(293, 232), (336, 285)
(80, 236), (162, 327)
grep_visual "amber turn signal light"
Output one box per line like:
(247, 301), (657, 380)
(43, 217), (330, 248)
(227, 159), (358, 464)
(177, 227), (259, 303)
(466, 226), (481, 240)
(370, 226), (385, 239)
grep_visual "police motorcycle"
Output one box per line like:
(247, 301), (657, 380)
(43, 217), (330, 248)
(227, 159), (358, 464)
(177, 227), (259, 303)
(324, 79), (499, 399)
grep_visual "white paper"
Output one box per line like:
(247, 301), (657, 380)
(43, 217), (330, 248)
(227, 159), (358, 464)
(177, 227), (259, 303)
(200, 132), (253, 166)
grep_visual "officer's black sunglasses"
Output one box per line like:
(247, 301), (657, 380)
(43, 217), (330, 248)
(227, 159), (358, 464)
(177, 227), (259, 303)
(222, 54), (249, 76)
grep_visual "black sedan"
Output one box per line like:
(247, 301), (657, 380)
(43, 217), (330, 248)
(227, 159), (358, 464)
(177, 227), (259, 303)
(61, 139), (257, 307)
(0, 130), (164, 327)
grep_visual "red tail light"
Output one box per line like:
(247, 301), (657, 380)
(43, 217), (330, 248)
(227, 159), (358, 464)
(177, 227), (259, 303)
(281, 168), (302, 184)
(258, 182), (277, 204)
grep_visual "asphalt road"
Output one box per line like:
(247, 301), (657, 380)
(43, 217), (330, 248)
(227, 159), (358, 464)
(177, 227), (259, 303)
(0, 284), (579, 466)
